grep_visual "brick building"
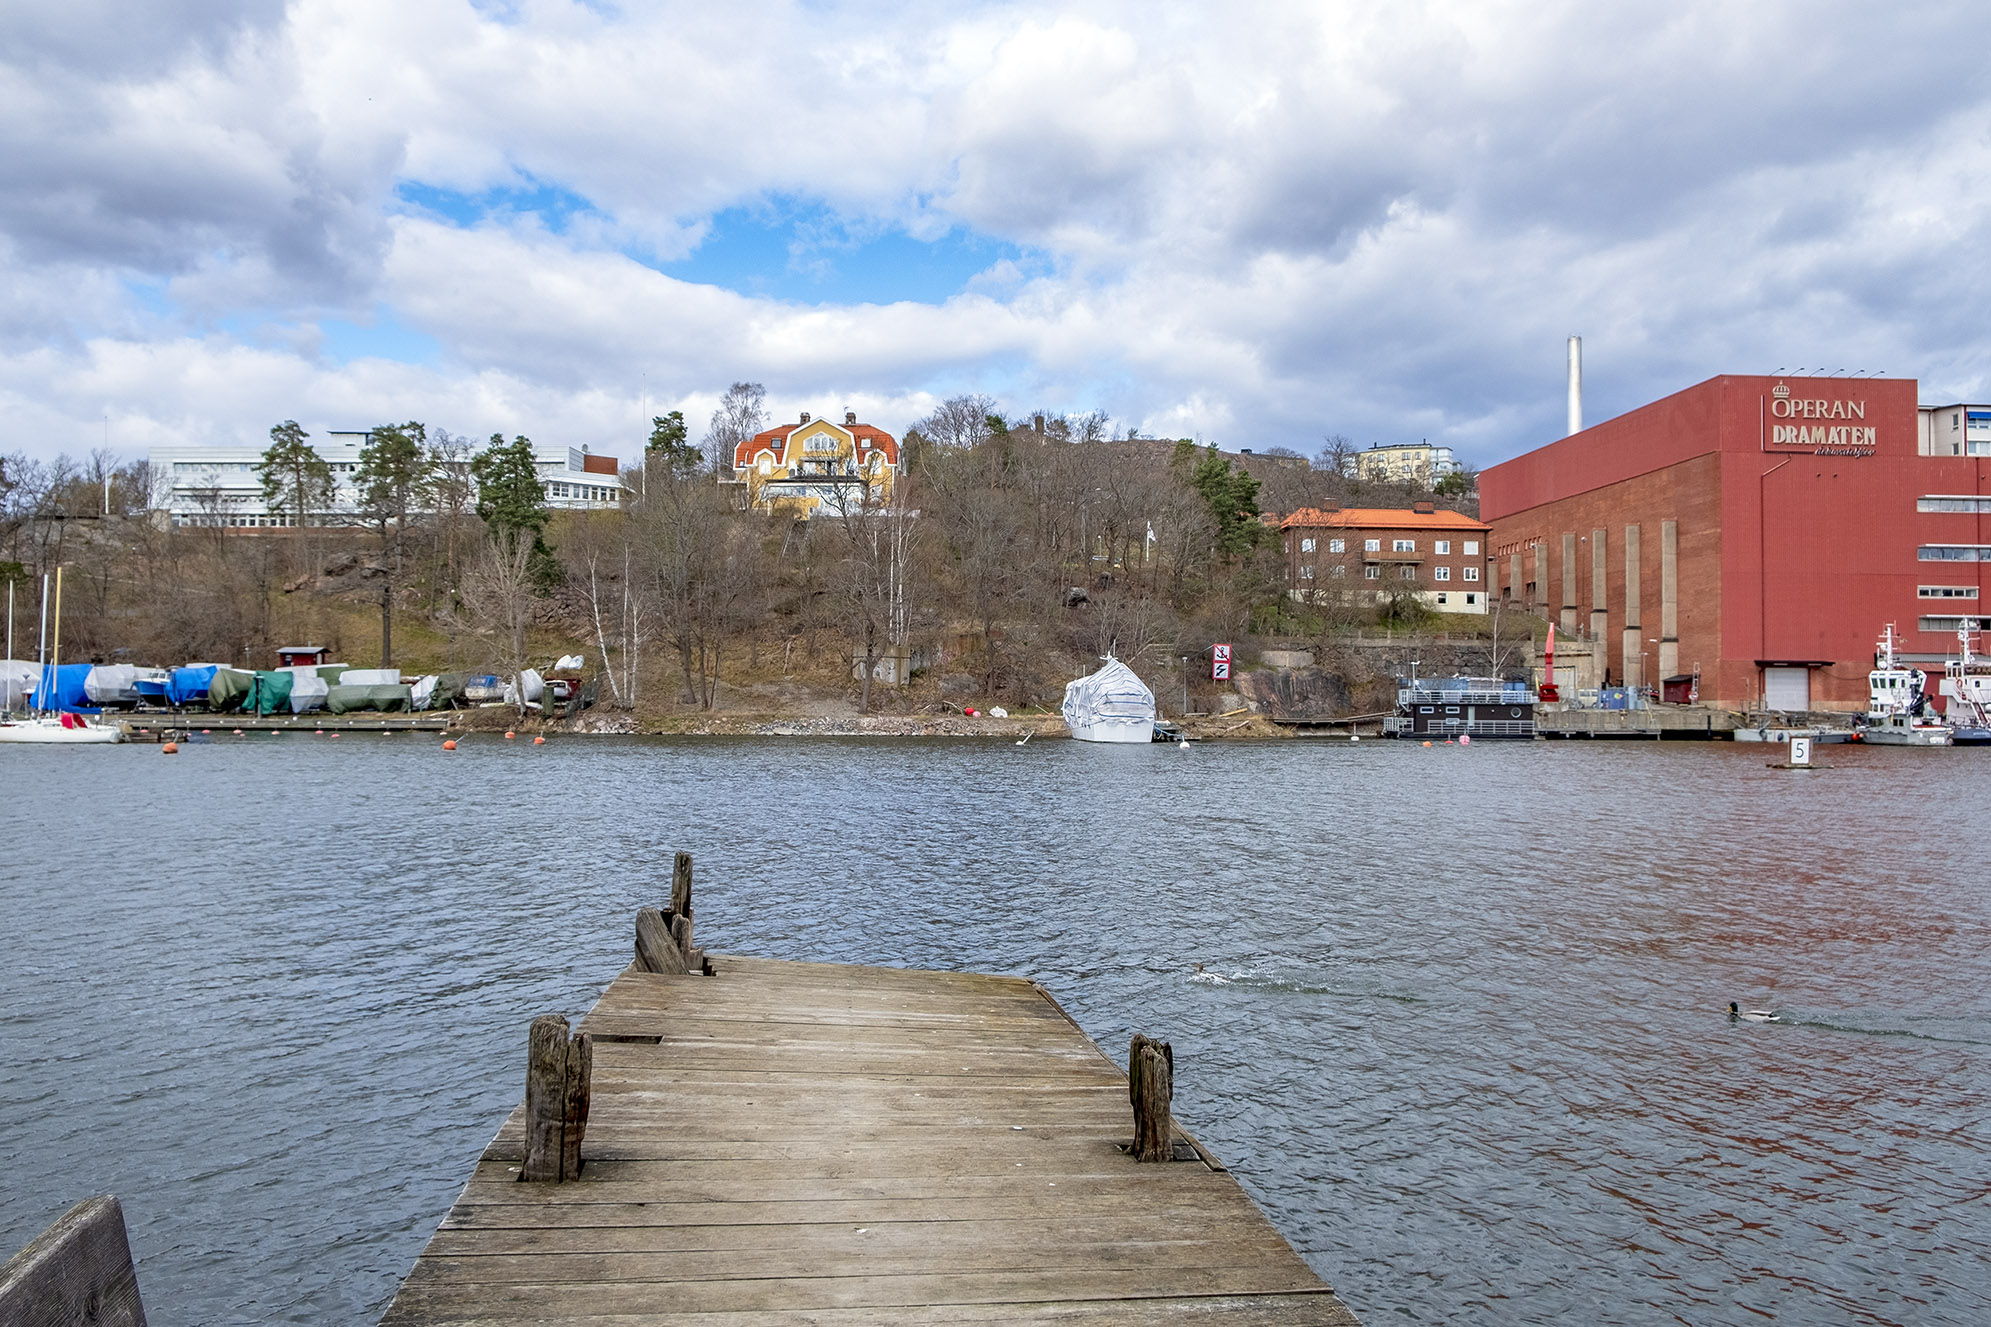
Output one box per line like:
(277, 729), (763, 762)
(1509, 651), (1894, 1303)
(1479, 373), (1991, 711)
(1281, 504), (1491, 614)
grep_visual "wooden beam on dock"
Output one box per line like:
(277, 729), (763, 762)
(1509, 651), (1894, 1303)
(384, 955), (1358, 1325)
(0, 1195), (147, 1327)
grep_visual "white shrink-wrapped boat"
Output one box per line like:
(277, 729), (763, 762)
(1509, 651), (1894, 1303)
(1061, 656), (1156, 744)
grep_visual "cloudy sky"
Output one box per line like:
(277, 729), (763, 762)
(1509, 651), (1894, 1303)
(5, 0), (1990, 468)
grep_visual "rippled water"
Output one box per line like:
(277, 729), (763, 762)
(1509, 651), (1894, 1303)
(3, 735), (1988, 1325)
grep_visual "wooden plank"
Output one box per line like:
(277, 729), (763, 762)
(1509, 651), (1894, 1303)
(0, 1195), (148, 1327)
(385, 1264), (1334, 1315)
(386, 955), (1359, 1325)
(381, 1292), (1356, 1326)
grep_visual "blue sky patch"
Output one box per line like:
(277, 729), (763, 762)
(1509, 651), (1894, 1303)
(396, 178), (604, 234)
(656, 198), (1038, 305)
(317, 306), (443, 366)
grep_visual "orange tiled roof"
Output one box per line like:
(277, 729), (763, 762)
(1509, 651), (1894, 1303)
(1281, 507), (1487, 531)
(735, 422), (899, 468)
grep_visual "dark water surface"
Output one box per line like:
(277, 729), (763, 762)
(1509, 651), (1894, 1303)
(2, 735), (1987, 1324)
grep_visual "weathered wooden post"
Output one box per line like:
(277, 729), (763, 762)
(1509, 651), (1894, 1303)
(1129, 1034), (1174, 1162)
(521, 1014), (591, 1182)
(635, 850), (703, 974)
(635, 906), (688, 974)
(0, 1195), (146, 1326)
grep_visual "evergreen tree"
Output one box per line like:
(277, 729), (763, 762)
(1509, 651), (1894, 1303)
(646, 411), (699, 477)
(1187, 445), (1263, 561)
(256, 420), (334, 528)
(355, 422), (434, 665)
(472, 434), (549, 537)
(471, 433), (559, 590)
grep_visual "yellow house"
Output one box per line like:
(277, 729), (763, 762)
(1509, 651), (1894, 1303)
(734, 410), (901, 517)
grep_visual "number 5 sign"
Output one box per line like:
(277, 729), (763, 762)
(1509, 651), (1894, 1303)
(1212, 643), (1232, 680)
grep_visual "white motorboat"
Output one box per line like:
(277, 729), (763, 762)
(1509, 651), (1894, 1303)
(1938, 624), (1991, 745)
(1859, 625), (1952, 746)
(1061, 656), (1156, 743)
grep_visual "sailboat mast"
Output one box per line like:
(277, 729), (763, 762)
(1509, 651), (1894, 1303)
(51, 566), (62, 679)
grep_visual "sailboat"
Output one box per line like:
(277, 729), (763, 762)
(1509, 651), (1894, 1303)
(0, 568), (123, 745)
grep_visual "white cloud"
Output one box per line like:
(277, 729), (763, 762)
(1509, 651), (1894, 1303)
(5, 0), (1991, 466)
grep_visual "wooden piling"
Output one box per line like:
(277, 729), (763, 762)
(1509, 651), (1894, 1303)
(1130, 1033), (1176, 1162)
(634, 906), (688, 975)
(521, 1015), (590, 1182)
(0, 1195), (147, 1327)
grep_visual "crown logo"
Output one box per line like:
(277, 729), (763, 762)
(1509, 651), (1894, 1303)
(1771, 382), (1790, 399)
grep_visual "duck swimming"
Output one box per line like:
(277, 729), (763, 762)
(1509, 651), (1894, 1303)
(1729, 1002), (1780, 1023)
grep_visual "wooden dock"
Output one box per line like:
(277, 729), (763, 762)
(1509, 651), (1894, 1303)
(383, 953), (1358, 1325)
(118, 713), (455, 740)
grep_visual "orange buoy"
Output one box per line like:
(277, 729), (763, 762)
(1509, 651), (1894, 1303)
(505, 730), (516, 739)
(201, 728), (211, 734)
(314, 728), (324, 735)
(161, 741), (179, 754)
(533, 735), (545, 745)
(442, 739), (457, 750)
(1421, 740), (1432, 747)
(233, 728), (243, 736)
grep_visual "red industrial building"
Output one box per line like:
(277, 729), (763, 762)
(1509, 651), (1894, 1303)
(1480, 374), (1991, 712)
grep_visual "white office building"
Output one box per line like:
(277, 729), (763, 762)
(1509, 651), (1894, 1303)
(150, 432), (626, 528)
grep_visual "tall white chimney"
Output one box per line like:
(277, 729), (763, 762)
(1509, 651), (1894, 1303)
(1566, 335), (1583, 436)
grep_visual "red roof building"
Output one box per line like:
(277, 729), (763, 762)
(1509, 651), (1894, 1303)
(1480, 373), (1991, 711)
(1280, 504), (1492, 614)
(735, 410), (900, 517)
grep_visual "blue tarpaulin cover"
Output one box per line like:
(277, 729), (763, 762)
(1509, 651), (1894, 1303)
(32, 663), (99, 713)
(167, 665), (219, 706)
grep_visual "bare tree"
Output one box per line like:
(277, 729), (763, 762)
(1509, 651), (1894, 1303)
(911, 394), (996, 451)
(702, 381), (767, 476)
(456, 530), (538, 714)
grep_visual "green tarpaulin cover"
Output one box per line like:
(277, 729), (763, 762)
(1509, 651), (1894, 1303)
(247, 670), (294, 715)
(324, 684), (414, 714)
(206, 668), (254, 712)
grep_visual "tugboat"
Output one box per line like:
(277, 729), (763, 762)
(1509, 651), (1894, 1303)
(1938, 623), (1991, 745)
(1858, 625), (1952, 746)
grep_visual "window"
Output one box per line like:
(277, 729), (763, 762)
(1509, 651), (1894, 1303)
(1435, 592), (1449, 604)
(1300, 537), (1316, 553)
(1920, 586), (1980, 598)
(1463, 566), (1480, 582)
(1329, 564), (1345, 577)
(1393, 539), (1415, 552)
(1464, 540), (1480, 555)
(1920, 615), (1991, 633)
(1299, 565), (1315, 580)
(1435, 540), (1451, 554)
(1364, 566), (1380, 580)
(1920, 546), (1991, 561)
(1433, 566), (1451, 581)
(1399, 565), (1417, 579)
(1328, 538), (1345, 553)
(1919, 496), (1991, 512)
(1465, 593), (1478, 605)
(1364, 539), (1380, 552)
